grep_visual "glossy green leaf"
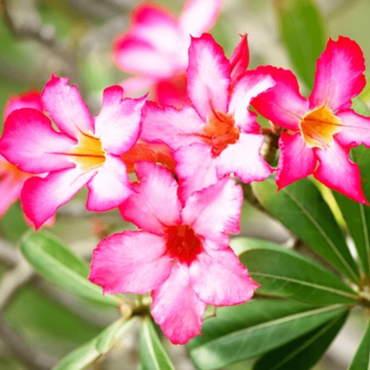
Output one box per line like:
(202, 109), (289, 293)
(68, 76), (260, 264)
(140, 317), (175, 370)
(253, 311), (348, 370)
(274, 0), (326, 90)
(20, 231), (119, 306)
(188, 299), (347, 370)
(233, 238), (357, 305)
(252, 178), (360, 283)
(54, 318), (137, 370)
(348, 318), (370, 370)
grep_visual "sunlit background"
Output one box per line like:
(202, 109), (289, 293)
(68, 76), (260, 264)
(0, 0), (369, 369)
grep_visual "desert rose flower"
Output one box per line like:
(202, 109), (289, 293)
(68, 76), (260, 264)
(141, 33), (274, 200)
(252, 37), (370, 204)
(89, 162), (258, 344)
(113, 0), (222, 106)
(0, 75), (146, 229)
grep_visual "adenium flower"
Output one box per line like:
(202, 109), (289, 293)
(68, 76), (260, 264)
(113, 0), (222, 106)
(0, 75), (146, 229)
(141, 33), (275, 199)
(89, 162), (258, 344)
(252, 36), (370, 204)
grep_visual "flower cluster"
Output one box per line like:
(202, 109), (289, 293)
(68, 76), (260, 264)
(1, 0), (370, 345)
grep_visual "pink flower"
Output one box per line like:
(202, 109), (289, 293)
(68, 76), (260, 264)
(141, 33), (275, 200)
(89, 162), (258, 344)
(252, 37), (370, 204)
(0, 75), (146, 229)
(0, 90), (41, 219)
(113, 0), (222, 106)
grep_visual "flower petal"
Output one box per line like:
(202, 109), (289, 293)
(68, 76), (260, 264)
(89, 231), (172, 294)
(141, 102), (203, 150)
(276, 132), (316, 190)
(217, 134), (273, 183)
(182, 177), (242, 248)
(228, 71), (275, 132)
(120, 76), (156, 96)
(0, 172), (24, 218)
(4, 90), (42, 119)
(335, 109), (370, 148)
(230, 34), (249, 85)
(94, 86), (145, 155)
(251, 66), (309, 131)
(187, 34), (231, 120)
(86, 155), (132, 212)
(0, 108), (76, 174)
(189, 246), (258, 306)
(119, 162), (181, 234)
(42, 75), (95, 138)
(21, 167), (94, 230)
(154, 73), (190, 107)
(174, 143), (219, 201)
(179, 0), (222, 37)
(309, 37), (366, 111)
(151, 264), (206, 345)
(314, 139), (368, 204)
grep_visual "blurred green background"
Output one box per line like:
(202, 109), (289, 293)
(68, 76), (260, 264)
(0, 0), (369, 369)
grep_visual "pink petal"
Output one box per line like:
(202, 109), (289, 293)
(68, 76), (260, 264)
(154, 73), (190, 107)
(230, 34), (249, 85)
(151, 264), (206, 344)
(21, 168), (94, 229)
(335, 109), (370, 148)
(309, 37), (366, 112)
(94, 86), (145, 155)
(179, 0), (222, 37)
(141, 102), (203, 150)
(189, 246), (258, 306)
(89, 231), (172, 294)
(4, 90), (42, 119)
(120, 76), (156, 95)
(42, 75), (95, 139)
(0, 108), (76, 174)
(130, 4), (182, 56)
(0, 172), (24, 218)
(119, 162), (182, 235)
(276, 132), (316, 190)
(187, 34), (231, 120)
(174, 143), (219, 201)
(251, 66), (309, 131)
(182, 177), (242, 248)
(228, 71), (275, 132)
(86, 154), (132, 212)
(113, 36), (177, 79)
(314, 139), (368, 204)
(217, 134), (273, 183)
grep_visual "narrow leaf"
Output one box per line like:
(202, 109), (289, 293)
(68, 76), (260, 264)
(188, 299), (347, 370)
(53, 318), (137, 370)
(274, 0), (326, 90)
(253, 311), (348, 370)
(140, 316), (175, 370)
(348, 317), (370, 370)
(20, 231), (119, 306)
(252, 178), (360, 283)
(233, 238), (358, 305)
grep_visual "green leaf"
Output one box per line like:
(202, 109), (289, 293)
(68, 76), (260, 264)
(140, 317), (175, 370)
(274, 0), (326, 90)
(252, 178), (360, 283)
(253, 311), (348, 370)
(188, 299), (347, 370)
(53, 318), (137, 370)
(348, 317), (370, 370)
(233, 238), (358, 305)
(20, 231), (119, 306)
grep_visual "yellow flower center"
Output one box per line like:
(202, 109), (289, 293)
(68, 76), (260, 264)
(300, 106), (341, 149)
(70, 133), (106, 172)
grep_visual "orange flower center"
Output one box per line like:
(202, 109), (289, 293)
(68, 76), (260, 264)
(70, 133), (106, 172)
(166, 224), (202, 264)
(299, 106), (341, 149)
(201, 111), (240, 156)
(0, 161), (29, 181)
